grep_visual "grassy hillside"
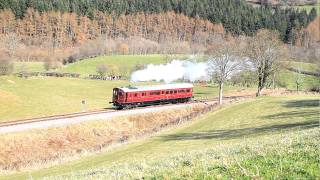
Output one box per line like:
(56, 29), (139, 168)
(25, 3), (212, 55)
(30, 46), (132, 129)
(14, 62), (45, 72)
(3, 95), (319, 179)
(277, 61), (319, 90)
(0, 76), (246, 122)
(296, 3), (320, 13)
(1, 55), (318, 121)
(60, 55), (170, 77)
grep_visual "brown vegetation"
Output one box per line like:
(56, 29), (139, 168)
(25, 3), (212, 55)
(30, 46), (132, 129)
(0, 8), (225, 62)
(0, 104), (216, 171)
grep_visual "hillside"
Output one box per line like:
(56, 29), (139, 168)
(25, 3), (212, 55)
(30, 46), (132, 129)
(0, 0), (317, 43)
(1, 55), (318, 122)
(3, 95), (319, 179)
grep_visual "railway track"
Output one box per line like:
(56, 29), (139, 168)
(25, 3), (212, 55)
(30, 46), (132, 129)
(0, 95), (253, 131)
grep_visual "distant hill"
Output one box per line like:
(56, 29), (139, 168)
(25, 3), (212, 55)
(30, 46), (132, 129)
(0, 0), (317, 43)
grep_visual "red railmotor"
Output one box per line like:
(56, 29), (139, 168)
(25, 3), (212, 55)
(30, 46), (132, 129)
(111, 83), (193, 109)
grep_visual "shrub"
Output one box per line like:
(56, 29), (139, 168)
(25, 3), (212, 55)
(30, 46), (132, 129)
(44, 56), (62, 71)
(96, 64), (108, 76)
(0, 58), (14, 75)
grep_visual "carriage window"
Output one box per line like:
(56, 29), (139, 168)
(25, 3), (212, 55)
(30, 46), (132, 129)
(162, 91), (164, 94)
(174, 90), (177, 93)
(166, 91), (169, 94)
(134, 93), (138, 97)
(186, 89), (190, 92)
(150, 91), (160, 95)
(170, 91), (173, 94)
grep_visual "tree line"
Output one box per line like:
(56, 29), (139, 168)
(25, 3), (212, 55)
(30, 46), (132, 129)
(0, 9), (224, 47)
(0, 0), (317, 43)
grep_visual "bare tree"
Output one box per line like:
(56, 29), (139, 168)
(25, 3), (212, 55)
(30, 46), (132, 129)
(207, 42), (242, 105)
(247, 30), (283, 96)
(4, 33), (20, 57)
(294, 64), (304, 92)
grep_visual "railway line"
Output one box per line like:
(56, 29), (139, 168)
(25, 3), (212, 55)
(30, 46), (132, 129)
(0, 95), (253, 134)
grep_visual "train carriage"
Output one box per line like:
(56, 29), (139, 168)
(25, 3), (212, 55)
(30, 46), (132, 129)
(111, 83), (193, 109)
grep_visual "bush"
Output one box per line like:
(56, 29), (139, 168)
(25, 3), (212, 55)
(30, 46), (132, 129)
(44, 56), (62, 71)
(0, 58), (14, 75)
(96, 64), (108, 76)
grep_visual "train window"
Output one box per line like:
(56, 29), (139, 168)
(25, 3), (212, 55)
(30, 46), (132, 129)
(119, 92), (123, 96)
(150, 91), (160, 95)
(186, 89), (190, 92)
(174, 90), (177, 93)
(166, 91), (169, 94)
(170, 91), (173, 94)
(162, 91), (164, 94)
(134, 93), (138, 97)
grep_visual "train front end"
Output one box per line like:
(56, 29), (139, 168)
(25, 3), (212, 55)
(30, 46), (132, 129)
(111, 88), (126, 109)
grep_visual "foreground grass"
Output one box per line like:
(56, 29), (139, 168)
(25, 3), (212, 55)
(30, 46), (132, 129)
(2, 95), (319, 179)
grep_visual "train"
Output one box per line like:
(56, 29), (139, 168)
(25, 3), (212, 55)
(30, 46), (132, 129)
(111, 83), (193, 109)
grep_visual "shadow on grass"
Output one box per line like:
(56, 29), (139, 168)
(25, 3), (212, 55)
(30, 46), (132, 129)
(262, 110), (318, 121)
(160, 120), (319, 141)
(284, 99), (319, 108)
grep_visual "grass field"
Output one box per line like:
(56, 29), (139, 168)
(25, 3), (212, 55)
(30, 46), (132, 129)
(13, 61), (44, 72)
(0, 76), (247, 122)
(271, 61), (320, 90)
(1, 55), (318, 122)
(60, 55), (171, 77)
(2, 95), (319, 179)
(295, 3), (320, 13)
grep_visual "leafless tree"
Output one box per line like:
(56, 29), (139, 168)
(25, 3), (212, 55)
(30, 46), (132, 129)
(247, 30), (283, 96)
(4, 33), (20, 57)
(207, 42), (243, 105)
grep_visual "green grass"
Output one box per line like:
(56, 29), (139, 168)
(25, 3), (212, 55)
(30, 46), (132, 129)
(277, 62), (319, 90)
(0, 76), (245, 122)
(2, 95), (319, 179)
(295, 3), (320, 13)
(0, 76), (150, 122)
(13, 61), (44, 72)
(60, 55), (170, 77)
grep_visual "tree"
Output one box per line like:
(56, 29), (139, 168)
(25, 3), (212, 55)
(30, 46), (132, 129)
(247, 30), (283, 96)
(96, 63), (108, 76)
(44, 56), (61, 71)
(0, 58), (14, 75)
(207, 41), (242, 104)
(4, 33), (20, 57)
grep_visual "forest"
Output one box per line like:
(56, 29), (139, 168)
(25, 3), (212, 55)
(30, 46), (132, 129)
(0, 0), (318, 65)
(0, 0), (317, 42)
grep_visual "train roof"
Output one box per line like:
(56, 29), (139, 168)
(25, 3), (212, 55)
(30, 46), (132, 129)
(118, 83), (193, 93)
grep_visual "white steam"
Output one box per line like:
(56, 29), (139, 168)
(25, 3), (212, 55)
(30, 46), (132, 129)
(131, 60), (210, 83)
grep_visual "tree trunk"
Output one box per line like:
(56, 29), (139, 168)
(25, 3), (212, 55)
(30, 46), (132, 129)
(219, 81), (223, 105)
(256, 86), (263, 97)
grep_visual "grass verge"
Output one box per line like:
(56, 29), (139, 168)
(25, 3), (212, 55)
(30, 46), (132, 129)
(1, 94), (318, 179)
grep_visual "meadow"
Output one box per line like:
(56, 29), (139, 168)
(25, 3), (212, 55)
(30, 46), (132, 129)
(295, 3), (320, 13)
(1, 55), (318, 122)
(2, 95), (318, 179)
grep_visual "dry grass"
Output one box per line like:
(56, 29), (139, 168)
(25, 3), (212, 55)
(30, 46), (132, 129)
(0, 103), (214, 172)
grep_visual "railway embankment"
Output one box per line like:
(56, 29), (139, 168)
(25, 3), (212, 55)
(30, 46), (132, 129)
(0, 100), (226, 172)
